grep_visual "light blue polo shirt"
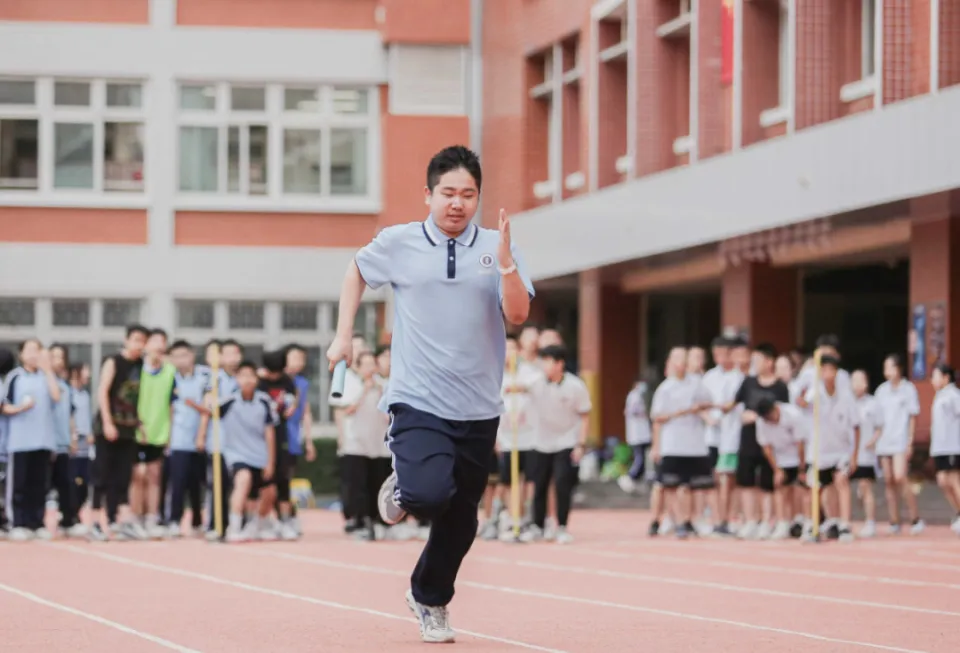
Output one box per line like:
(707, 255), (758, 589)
(219, 390), (278, 469)
(52, 378), (73, 455)
(71, 387), (93, 458)
(3, 367), (57, 453)
(355, 215), (534, 421)
(171, 365), (211, 452)
(204, 367), (238, 454)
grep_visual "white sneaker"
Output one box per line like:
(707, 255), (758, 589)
(737, 521), (760, 540)
(167, 523), (182, 539)
(617, 475), (636, 494)
(377, 472), (407, 525)
(289, 516), (302, 536)
(950, 516), (960, 535)
(405, 589), (456, 643)
(241, 519), (260, 541)
(555, 526), (574, 545)
(130, 521), (149, 541)
(279, 521), (299, 541)
(543, 517), (558, 541)
(909, 519), (926, 535)
(259, 518), (280, 541)
(887, 523), (902, 535)
(34, 527), (53, 541)
(519, 525), (543, 543)
(769, 521), (791, 540)
(225, 525), (246, 543)
(417, 525), (430, 541)
(9, 527), (33, 542)
(658, 517), (675, 536)
(859, 521), (876, 538)
(756, 521), (773, 540)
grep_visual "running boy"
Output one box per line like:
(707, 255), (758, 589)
(755, 397), (806, 540)
(928, 363), (960, 534)
(850, 369), (882, 538)
(218, 361), (278, 543)
(521, 345), (590, 544)
(3, 341), (61, 541)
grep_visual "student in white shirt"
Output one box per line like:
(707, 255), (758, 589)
(650, 347), (714, 539)
(755, 397), (805, 539)
(802, 356), (859, 542)
(849, 370), (883, 538)
(873, 353), (924, 535)
(618, 377), (651, 493)
(704, 337), (744, 537)
(928, 363), (960, 534)
(521, 345), (590, 545)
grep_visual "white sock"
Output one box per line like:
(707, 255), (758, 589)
(228, 513), (242, 530)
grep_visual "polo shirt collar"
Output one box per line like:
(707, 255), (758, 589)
(422, 214), (479, 247)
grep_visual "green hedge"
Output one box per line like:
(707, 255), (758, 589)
(294, 438), (341, 496)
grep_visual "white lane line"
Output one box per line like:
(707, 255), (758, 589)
(0, 581), (202, 653)
(48, 544), (568, 653)
(226, 546), (934, 653)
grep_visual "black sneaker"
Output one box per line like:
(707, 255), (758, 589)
(648, 521), (660, 537)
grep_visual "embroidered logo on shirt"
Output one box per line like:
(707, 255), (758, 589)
(479, 253), (495, 268)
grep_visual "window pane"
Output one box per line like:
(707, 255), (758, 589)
(331, 303), (377, 342)
(283, 129), (321, 194)
(284, 88), (319, 112)
(227, 126), (240, 192)
(62, 343), (93, 370)
(52, 299), (90, 327)
(330, 128), (367, 195)
(180, 84), (216, 110)
(281, 302), (318, 330)
(106, 83), (143, 108)
(230, 86), (266, 111)
(0, 80), (35, 105)
(241, 344), (265, 366)
(54, 81), (91, 107)
(249, 125), (267, 195)
(54, 123), (94, 189)
(176, 300), (215, 329)
(104, 122), (145, 192)
(102, 299), (141, 327)
(0, 299), (35, 326)
(228, 301), (265, 330)
(0, 119), (39, 190)
(332, 88), (368, 114)
(304, 345), (322, 422)
(179, 126), (218, 192)
(101, 342), (123, 362)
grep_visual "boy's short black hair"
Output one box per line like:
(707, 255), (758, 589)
(820, 355), (841, 368)
(753, 342), (778, 360)
(169, 339), (192, 353)
(815, 334), (840, 350)
(18, 338), (40, 353)
(262, 349), (286, 373)
(711, 335), (730, 349)
(375, 344), (391, 357)
(0, 348), (14, 376)
(285, 343), (305, 355)
(538, 345), (567, 363)
(356, 351), (375, 366)
(221, 339), (243, 354)
(426, 145), (482, 192)
(756, 396), (777, 419)
(68, 362), (85, 378)
(205, 338), (222, 349)
(934, 363), (955, 382)
(237, 360), (258, 375)
(728, 336), (749, 349)
(149, 328), (168, 340)
(126, 324), (149, 338)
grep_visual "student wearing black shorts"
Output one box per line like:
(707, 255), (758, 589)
(257, 349), (298, 540)
(732, 343), (788, 539)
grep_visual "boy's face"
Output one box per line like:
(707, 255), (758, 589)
(286, 348), (306, 374)
(883, 357), (900, 380)
(667, 347), (687, 376)
(125, 331), (147, 357)
(80, 364), (91, 386)
(732, 346), (750, 370)
(821, 364), (838, 385)
(540, 356), (564, 379)
(50, 347), (66, 373)
(931, 368), (947, 390)
(377, 349), (390, 377)
(687, 348), (705, 373)
(236, 366), (257, 392)
(358, 355), (377, 378)
(774, 356), (792, 381)
(756, 353), (775, 375)
(711, 346), (729, 367)
(221, 344), (242, 369)
(20, 340), (40, 368)
(851, 370), (868, 395)
(352, 337), (369, 361)
(425, 167), (479, 235)
(519, 327), (539, 353)
(171, 346), (194, 372)
(146, 334), (167, 358)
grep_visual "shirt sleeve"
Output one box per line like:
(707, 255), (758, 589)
(218, 397), (235, 418)
(734, 379), (748, 405)
(907, 383), (921, 416)
(263, 398), (280, 426)
(575, 380), (592, 414)
(497, 242), (536, 305)
(650, 385), (667, 420)
(355, 226), (401, 290)
(4, 375), (17, 404)
(755, 419), (771, 447)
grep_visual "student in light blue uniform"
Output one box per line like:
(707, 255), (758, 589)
(327, 146), (534, 643)
(68, 362), (93, 530)
(0, 347), (16, 533)
(2, 340), (62, 540)
(48, 344), (78, 536)
(166, 340), (210, 537)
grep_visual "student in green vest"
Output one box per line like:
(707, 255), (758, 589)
(132, 328), (176, 540)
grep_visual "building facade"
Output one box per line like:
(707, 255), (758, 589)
(484, 0), (960, 445)
(0, 0), (479, 429)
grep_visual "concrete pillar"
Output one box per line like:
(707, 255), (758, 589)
(721, 261), (798, 351)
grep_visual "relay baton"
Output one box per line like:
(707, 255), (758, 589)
(331, 359), (348, 399)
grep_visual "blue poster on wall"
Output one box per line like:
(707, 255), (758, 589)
(910, 304), (927, 381)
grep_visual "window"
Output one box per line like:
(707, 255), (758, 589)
(52, 299), (90, 327)
(0, 298), (35, 326)
(177, 82), (376, 202)
(228, 301), (265, 330)
(177, 300), (216, 329)
(388, 45), (467, 115)
(101, 299), (141, 327)
(778, 0), (790, 107)
(861, 0), (877, 79)
(0, 78), (145, 194)
(282, 302), (319, 331)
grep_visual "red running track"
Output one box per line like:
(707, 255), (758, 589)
(0, 510), (956, 652)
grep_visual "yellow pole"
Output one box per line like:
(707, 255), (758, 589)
(810, 350), (822, 540)
(209, 344), (224, 538)
(507, 352), (522, 539)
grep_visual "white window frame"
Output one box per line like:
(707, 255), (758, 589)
(861, 0), (877, 80)
(175, 82), (380, 215)
(777, 0), (790, 107)
(0, 77), (147, 207)
(839, 0), (880, 103)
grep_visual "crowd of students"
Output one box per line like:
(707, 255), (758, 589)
(619, 335), (960, 541)
(0, 325), (318, 543)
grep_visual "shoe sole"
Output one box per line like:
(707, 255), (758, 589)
(405, 591), (455, 643)
(378, 475), (407, 525)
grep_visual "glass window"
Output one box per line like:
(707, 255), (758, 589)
(332, 88), (368, 114)
(102, 299), (141, 328)
(281, 302), (319, 331)
(0, 119), (39, 190)
(54, 123), (95, 189)
(0, 80), (35, 105)
(861, 0), (876, 78)
(104, 122), (145, 192)
(227, 125), (268, 195)
(177, 300), (216, 329)
(180, 84), (217, 111)
(283, 129), (321, 194)
(52, 299), (91, 327)
(303, 345), (322, 421)
(179, 126), (218, 192)
(230, 86), (266, 112)
(240, 343), (265, 366)
(284, 88), (320, 112)
(62, 343), (93, 370)
(101, 342), (123, 363)
(106, 83), (143, 108)
(228, 301), (265, 330)
(54, 81), (91, 107)
(330, 128), (367, 196)
(0, 299), (35, 326)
